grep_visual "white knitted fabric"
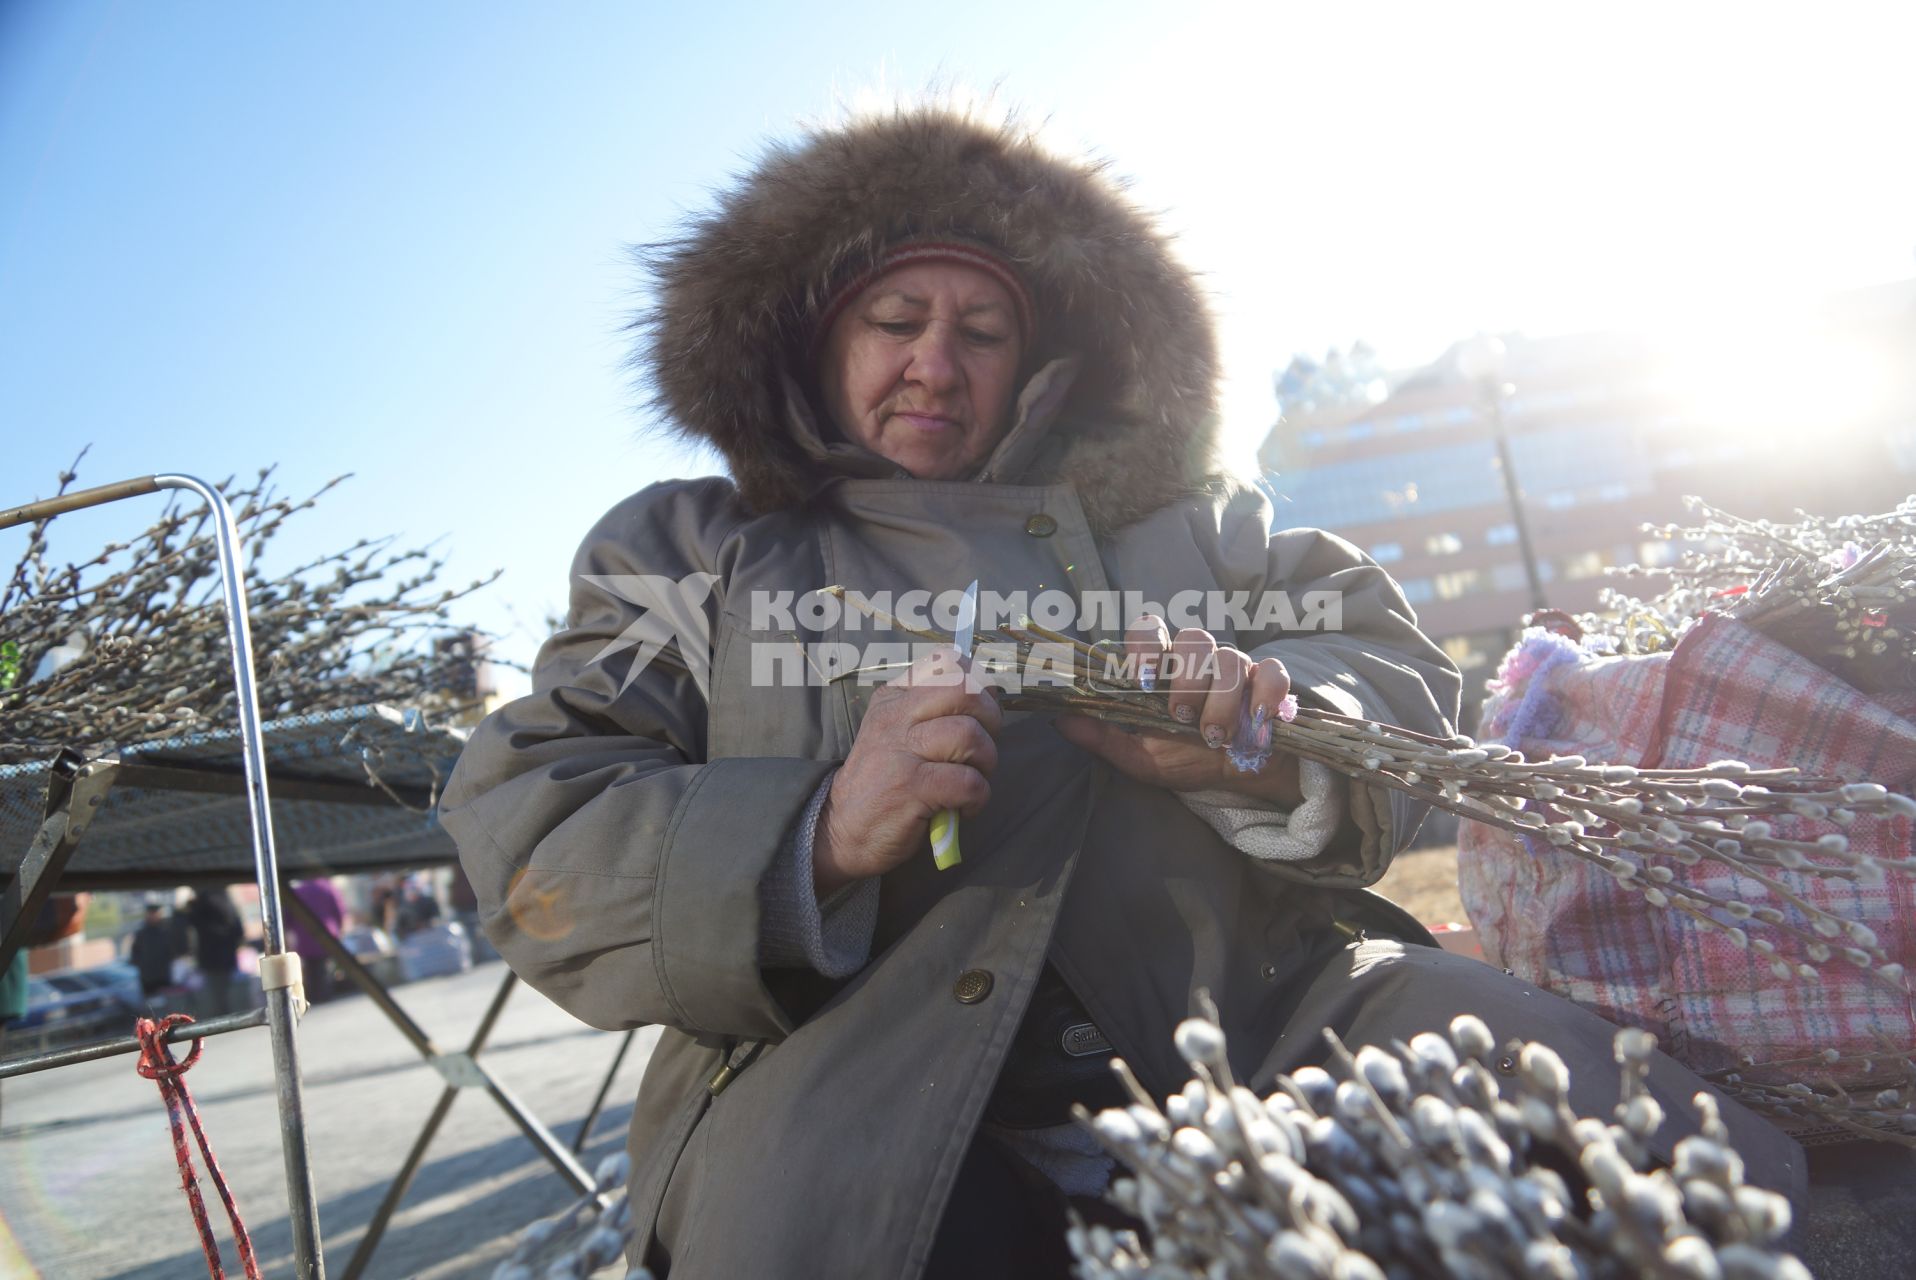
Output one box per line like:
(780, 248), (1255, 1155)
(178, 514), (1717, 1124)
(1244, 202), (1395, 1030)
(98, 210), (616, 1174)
(1173, 759), (1348, 861)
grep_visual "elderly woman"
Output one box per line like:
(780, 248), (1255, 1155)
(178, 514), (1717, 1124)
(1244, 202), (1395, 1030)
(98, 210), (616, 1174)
(442, 109), (1801, 1278)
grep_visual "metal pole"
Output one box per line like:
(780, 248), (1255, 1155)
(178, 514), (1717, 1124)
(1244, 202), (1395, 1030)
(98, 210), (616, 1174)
(0, 477), (162, 530)
(1483, 386), (1549, 611)
(153, 475), (326, 1279)
(0, 1007), (270, 1079)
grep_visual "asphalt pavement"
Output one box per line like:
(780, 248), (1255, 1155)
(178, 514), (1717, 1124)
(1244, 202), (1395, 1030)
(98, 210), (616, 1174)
(0, 959), (656, 1280)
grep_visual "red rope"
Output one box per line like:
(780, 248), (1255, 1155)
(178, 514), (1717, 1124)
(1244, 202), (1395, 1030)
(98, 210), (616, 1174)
(135, 1014), (261, 1280)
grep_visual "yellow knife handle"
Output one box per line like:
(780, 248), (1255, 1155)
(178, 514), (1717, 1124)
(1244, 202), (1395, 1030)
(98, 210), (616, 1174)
(929, 807), (962, 870)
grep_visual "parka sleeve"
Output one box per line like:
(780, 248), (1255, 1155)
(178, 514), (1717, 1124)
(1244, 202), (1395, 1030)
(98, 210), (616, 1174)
(1206, 482), (1463, 888)
(438, 479), (833, 1040)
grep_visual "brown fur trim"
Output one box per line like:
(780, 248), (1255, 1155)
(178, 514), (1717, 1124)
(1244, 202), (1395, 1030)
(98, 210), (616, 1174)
(633, 106), (1223, 533)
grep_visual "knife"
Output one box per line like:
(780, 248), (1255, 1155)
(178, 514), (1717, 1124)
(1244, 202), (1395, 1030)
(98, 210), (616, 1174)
(928, 578), (979, 871)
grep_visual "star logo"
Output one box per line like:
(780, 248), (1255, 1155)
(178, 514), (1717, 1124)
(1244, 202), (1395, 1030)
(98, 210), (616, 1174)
(579, 573), (721, 700)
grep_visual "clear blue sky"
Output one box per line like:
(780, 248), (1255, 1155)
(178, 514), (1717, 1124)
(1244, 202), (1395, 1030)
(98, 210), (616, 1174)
(5, 1), (1912, 671)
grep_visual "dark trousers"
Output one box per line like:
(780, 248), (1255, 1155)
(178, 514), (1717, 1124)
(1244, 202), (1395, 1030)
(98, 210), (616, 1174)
(924, 1132), (1079, 1279)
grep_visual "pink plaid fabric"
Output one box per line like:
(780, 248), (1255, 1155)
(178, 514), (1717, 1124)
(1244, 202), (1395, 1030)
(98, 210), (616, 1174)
(1458, 615), (1916, 1078)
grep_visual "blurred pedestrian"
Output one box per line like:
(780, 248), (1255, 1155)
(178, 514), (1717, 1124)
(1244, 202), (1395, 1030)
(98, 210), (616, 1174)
(185, 888), (246, 1016)
(129, 899), (175, 999)
(288, 878), (345, 1003)
(396, 875), (442, 936)
(369, 874), (400, 935)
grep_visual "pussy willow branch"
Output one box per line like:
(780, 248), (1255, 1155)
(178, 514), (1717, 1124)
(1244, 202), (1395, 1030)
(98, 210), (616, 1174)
(822, 586), (1915, 998)
(0, 454), (505, 763)
(1585, 496), (1915, 694)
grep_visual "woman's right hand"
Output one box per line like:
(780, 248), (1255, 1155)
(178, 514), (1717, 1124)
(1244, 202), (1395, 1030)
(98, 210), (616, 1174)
(813, 648), (1002, 897)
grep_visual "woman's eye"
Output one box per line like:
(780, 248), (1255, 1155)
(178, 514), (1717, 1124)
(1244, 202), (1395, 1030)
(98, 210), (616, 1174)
(964, 330), (1008, 347)
(874, 320), (917, 337)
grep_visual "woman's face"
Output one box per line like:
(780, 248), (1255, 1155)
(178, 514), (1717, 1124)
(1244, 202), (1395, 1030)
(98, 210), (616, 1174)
(817, 262), (1025, 480)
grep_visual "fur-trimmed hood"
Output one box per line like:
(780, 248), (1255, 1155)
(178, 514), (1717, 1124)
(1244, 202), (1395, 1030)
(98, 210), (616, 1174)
(636, 108), (1224, 533)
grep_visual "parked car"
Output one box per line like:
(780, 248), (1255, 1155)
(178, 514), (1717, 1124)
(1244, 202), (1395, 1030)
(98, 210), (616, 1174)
(15, 972), (127, 1049)
(397, 921), (472, 983)
(44, 962), (146, 1016)
(338, 925), (404, 989)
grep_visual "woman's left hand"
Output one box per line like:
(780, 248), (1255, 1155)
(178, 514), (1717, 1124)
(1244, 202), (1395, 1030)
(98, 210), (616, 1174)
(1054, 613), (1303, 807)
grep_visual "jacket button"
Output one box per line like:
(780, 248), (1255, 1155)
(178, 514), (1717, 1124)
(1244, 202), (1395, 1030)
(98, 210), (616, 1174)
(1024, 513), (1057, 537)
(953, 969), (994, 1004)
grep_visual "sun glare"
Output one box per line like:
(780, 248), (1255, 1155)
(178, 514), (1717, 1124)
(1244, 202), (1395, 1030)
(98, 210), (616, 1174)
(1659, 318), (1900, 445)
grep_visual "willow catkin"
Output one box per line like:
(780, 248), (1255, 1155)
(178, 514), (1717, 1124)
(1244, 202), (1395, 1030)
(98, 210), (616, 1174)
(490, 1151), (645, 1280)
(1070, 1015), (1811, 1280)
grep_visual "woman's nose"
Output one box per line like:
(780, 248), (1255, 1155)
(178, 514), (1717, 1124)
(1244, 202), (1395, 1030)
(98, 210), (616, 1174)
(905, 323), (963, 389)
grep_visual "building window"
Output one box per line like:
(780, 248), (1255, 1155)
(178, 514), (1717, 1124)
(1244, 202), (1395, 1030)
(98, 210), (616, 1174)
(1369, 541), (1404, 564)
(1425, 532), (1463, 556)
(1435, 569), (1485, 600)
(1485, 523), (1519, 547)
(1490, 562), (1532, 592)
(1441, 635), (1487, 669)
(1257, 437), (1508, 530)
(1560, 550), (1607, 581)
(1399, 577), (1435, 604)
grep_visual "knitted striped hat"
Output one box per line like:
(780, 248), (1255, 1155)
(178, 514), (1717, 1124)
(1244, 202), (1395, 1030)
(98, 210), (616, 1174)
(811, 238), (1037, 353)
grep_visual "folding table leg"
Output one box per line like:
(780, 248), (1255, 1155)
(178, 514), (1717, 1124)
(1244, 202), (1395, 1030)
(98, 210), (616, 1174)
(287, 892), (600, 1280)
(571, 1027), (638, 1154)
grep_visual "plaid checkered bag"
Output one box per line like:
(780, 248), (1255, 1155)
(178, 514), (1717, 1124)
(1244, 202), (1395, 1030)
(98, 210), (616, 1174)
(1458, 614), (1916, 1079)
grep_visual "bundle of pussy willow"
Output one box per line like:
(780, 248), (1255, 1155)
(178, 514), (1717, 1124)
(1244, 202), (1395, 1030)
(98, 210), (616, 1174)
(1587, 496), (1915, 695)
(1, 452), (500, 763)
(1066, 1009), (1813, 1280)
(824, 588), (1916, 1143)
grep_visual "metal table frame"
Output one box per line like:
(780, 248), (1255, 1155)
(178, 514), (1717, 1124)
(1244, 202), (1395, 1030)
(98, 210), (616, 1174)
(1, 474), (327, 1277)
(1, 477), (640, 1280)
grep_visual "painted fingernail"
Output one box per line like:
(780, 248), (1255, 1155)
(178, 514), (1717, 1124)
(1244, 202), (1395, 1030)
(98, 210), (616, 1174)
(1174, 704), (1195, 724)
(1203, 724), (1224, 748)
(1138, 661), (1156, 692)
(1246, 705), (1269, 750)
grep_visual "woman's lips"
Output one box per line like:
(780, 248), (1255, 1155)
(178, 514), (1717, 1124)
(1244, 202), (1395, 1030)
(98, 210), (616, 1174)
(894, 412), (960, 433)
